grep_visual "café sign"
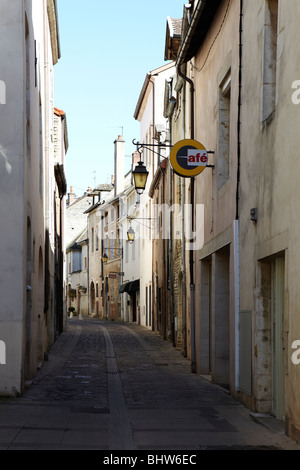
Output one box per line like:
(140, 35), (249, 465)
(170, 139), (209, 178)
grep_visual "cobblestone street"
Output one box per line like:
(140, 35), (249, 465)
(0, 318), (299, 456)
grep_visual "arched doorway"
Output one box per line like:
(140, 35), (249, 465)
(37, 247), (44, 361)
(25, 217), (32, 380)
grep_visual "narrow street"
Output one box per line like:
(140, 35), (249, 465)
(0, 319), (299, 457)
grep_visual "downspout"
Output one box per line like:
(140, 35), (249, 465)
(177, 63), (196, 372)
(162, 171), (166, 339)
(235, 0), (243, 391)
(177, 1), (197, 372)
(150, 77), (156, 173)
(150, 77), (155, 331)
(236, 0), (242, 221)
(168, 81), (175, 347)
(59, 195), (64, 333)
(182, 82), (187, 357)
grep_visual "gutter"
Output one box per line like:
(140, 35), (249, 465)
(176, 0), (208, 68)
(47, 0), (61, 65)
(176, 3), (198, 373)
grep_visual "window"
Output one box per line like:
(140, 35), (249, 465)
(146, 286), (148, 326)
(110, 231), (114, 259)
(218, 71), (231, 188)
(72, 250), (82, 272)
(91, 227), (94, 252)
(262, 0), (279, 122)
(110, 279), (115, 302)
(96, 226), (99, 251)
(105, 236), (108, 258)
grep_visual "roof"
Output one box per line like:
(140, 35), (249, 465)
(77, 228), (88, 245)
(133, 62), (175, 121)
(47, 0), (61, 65)
(94, 183), (114, 192)
(149, 158), (168, 199)
(177, 0), (223, 66)
(66, 227), (87, 251)
(84, 200), (104, 214)
(54, 107), (65, 116)
(54, 107), (69, 152)
(119, 279), (140, 295)
(164, 17), (182, 61)
(54, 163), (67, 197)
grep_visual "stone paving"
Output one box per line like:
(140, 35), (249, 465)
(0, 318), (299, 453)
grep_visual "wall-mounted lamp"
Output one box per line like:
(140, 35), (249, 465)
(102, 247), (123, 264)
(102, 252), (109, 264)
(127, 226), (135, 244)
(132, 138), (172, 195)
(126, 216), (158, 243)
(132, 160), (149, 195)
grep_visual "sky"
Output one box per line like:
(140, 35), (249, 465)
(54, 0), (184, 198)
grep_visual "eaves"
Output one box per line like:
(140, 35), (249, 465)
(54, 163), (67, 197)
(176, 0), (223, 67)
(148, 158), (168, 199)
(54, 107), (69, 153)
(84, 200), (104, 214)
(133, 62), (175, 121)
(47, 0), (61, 65)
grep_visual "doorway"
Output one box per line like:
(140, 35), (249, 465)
(271, 256), (285, 421)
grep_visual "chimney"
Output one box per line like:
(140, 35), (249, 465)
(67, 186), (76, 206)
(114, 135), (125, 196)
(132, 151), (140, 167)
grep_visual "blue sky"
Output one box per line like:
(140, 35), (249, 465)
(54, 0), (184, 197)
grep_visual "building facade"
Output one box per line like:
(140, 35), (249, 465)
(238, 0), (300, 442)
(134, 63), (176, 331)
(0, 0), (66, 395)
(156, 0), (300, 443)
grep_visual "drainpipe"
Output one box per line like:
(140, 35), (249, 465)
(162, 171), (167, 339)
(176, 1), (213, 372)
(167, 81), (175, 347)
(150, 76), (155, 331)
(182, 82), (187, 357)
(177, 64), (196, 372)
(234, 0), (243, 391)
(236, 0), (242, 221)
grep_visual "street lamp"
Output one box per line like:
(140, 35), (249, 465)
(127, 226), (135, 244)
(102, 247), (123, 264)
(132, 160), (149, 195)
(102, 252), (109, 264)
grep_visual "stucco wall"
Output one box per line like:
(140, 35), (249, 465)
(239, 0), (300, 437)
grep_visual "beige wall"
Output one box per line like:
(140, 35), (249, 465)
(239, 0), (300, 440)
(180, 0), (240, 386)
(0, 0), (61, 395)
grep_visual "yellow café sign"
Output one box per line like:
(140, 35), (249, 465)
(170, 139), (208, 178)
